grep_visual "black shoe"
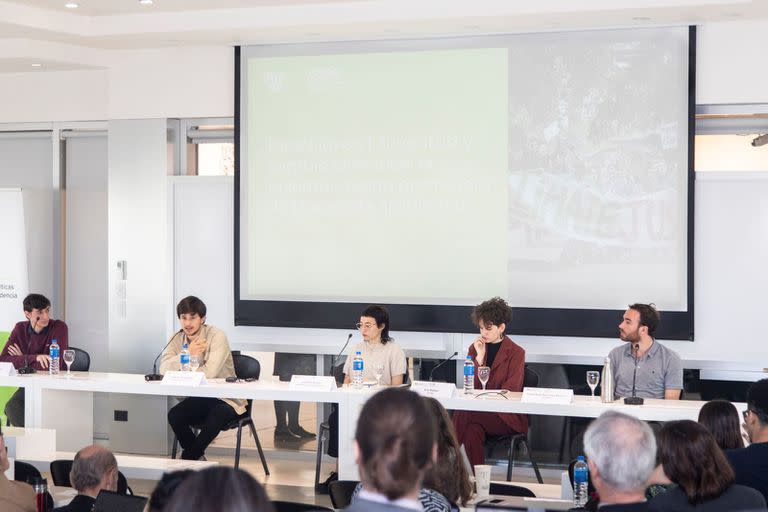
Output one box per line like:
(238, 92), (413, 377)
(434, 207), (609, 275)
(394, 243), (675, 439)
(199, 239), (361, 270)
(289, 426), (317, 439)
(315, 471), (338, 493)
(274, 427), (301, 440)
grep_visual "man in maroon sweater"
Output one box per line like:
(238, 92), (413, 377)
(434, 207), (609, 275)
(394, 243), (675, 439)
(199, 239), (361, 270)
(0, 293), (68, 426)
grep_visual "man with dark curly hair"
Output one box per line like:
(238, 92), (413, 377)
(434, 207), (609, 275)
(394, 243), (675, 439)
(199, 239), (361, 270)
(452, 297), (527, 466)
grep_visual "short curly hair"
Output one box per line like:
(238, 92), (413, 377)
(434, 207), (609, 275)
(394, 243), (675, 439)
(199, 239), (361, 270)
(471, 297), (512, 328)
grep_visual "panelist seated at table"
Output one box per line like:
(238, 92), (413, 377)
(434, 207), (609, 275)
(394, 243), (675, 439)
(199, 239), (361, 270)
(342, 305), (406, 386)
(452, 297), (528, 467)
(159, 296), (247, 461)
(608, 303), (682, 400)
(0, 293), (69, 426)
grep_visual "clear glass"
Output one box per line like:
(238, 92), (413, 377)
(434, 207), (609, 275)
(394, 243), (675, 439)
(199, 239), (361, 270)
(374, 363), (385, 387)
(477, 366), (490, 391)
(586, 370), (600, 398)
(63, 349), (75, 376)
(190, 355), (200, 372)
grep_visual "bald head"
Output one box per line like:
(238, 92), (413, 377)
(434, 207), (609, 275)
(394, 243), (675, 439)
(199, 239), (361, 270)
(71, 445), (118, 496)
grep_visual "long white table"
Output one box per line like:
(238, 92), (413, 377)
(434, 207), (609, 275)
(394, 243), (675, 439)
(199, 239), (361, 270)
(0, 372), (743, 481)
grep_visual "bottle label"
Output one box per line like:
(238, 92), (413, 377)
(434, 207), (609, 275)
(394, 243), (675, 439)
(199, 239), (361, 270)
(353, 360), (363, 371)
(574, 468), (588, 483)
(180, 354), (190, 365)
(464, 364), (474, 377)
(50, 347), (59, 359)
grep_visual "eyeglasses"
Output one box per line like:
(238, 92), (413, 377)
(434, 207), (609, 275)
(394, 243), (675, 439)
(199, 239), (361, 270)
(356, 322), (377, 330)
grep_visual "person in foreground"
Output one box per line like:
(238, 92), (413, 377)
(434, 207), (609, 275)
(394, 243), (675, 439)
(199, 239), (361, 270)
(698, 399), (745, 450)
(583, 411), (656, 511)
(648, 420), (766, 511)
(0, 423), (35, 512)
(160, 296), (247, 460)
(52, 445), (118, 512)
(726, 378), (768, 503)
(0, 293), (69, 426)
(609, 303), (682, 400)
(146, 470), (193, 512)
(346, 388), (438, 512)
(452, 297), (527, 466)
(163, 466), (273, 512)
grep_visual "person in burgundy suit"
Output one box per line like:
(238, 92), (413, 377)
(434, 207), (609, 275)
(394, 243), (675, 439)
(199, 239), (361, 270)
(452, 297), (527, 467)
(0, 293), (68, 426)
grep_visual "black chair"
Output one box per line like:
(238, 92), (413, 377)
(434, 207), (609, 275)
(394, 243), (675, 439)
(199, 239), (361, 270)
(328, 480), (360, 508)
(489, 482), (536, 497)
(50, 459), (134, 495)
(314, 364), (345, 488)
(70, 347), (91, 371)
(171, 353), (269, 474)
(485, 365), (544, 483)
(14, 460), (42, 483)
(271, 501), (334, 512)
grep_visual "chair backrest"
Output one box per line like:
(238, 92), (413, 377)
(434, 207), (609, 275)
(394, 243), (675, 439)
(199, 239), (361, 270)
(489, 482), (536, 497)
(271, 501), (334, 512)
(523, 365), (539, 388)
(50, 459), (73, 486)
(328, 480), (360, 508)
(232, 353), (260, 380)
(14, 460), (42, 483)
(70, 347), (91, 371)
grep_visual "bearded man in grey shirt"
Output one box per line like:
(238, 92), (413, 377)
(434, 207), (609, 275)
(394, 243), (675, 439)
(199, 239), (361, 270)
(607, 303), (683, 400)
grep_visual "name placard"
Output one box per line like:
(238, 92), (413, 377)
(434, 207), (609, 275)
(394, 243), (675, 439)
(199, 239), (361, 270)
(0, 362), (16, 376)
(410, 381), (456, 399)
(161, 371), (207, 387)
(289, 375), (337, 391)
(520, 387), (573, 404)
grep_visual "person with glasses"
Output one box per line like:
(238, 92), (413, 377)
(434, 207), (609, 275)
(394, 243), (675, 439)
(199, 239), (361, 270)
(726, 378), (768, 503)
(0, 293), (69, 426)
(342, 305), (406, 386)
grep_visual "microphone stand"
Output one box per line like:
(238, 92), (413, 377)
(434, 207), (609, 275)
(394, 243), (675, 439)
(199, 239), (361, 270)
(145, 331), (182, 381)
(329, 333), (353, 384)
(18, 316), (41, 374)
(624, 343), (644, 405)
(429, 351), (459, 382)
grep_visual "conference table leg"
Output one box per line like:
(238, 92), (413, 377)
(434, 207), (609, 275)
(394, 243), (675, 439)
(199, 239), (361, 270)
(338, 392), (364, 481)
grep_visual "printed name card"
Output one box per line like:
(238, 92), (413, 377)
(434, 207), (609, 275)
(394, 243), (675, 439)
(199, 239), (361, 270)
(520, 387), (573, 404)
(161, 371), (208, 387)
(289, 375), (337, 391)
(0, 362), (16, 376)
(410, 381), (457, 399)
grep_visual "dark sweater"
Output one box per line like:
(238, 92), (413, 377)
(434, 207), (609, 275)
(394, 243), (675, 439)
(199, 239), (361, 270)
(727, 442), (768, 504)
(52, 494), (95, 512)
(648, 484), (766, 512)
(0, 319), (68, 371)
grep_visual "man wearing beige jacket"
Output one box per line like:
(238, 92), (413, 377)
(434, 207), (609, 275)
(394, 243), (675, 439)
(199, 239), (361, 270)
(160, 296), (246, 460)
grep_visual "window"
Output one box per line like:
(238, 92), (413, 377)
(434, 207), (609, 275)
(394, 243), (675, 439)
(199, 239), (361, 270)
(695, 105), (768, 172)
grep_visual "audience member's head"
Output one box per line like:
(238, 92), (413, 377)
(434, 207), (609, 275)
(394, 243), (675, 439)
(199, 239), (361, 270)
(698, 399), (745, 450)
(70, 445), (118, 497)
(657, 420), (734, 504)
(421, 397), (472, 506)
(583, 411), (656, 503)
(163, 466), (272, 512)
(744, 378), (768, 444)
(355, 388), (436, 501)
(147, 470), (194, 512)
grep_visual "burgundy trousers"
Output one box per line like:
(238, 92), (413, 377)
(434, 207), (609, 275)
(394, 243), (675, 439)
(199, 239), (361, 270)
(453, 410), (517, 467)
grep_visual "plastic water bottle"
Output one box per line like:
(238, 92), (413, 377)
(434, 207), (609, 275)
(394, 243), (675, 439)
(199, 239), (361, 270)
(49, 339), (60, 375)
(180, 342), (191, 372)
(573, 455), (589, 507)
(352, 351), (364, 389)
(463, 356), (475, 394)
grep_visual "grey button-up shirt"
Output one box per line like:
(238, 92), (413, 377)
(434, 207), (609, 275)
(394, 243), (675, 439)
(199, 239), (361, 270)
(607, 340), (683, 399)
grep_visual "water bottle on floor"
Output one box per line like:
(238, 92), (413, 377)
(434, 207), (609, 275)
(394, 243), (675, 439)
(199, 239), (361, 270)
(463, 356), (475, 394)
(573, 455), (589, 507)
(49, 339), (60, 375)
(180, 338), (191, 372)
(352, 351), (364, 389)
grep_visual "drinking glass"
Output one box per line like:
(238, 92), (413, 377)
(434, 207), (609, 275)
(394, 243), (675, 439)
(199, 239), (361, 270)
(586, 370), (600, 398)
(477, 366), (490, 391)
(374, 363), (385, 387)
(190, 355), (200, 372)
(63, 349), (75, 377)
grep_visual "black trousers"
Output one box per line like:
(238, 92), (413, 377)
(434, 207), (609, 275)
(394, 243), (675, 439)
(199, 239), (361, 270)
(5, 388), (25, 426)
(168, 397), (241, 460)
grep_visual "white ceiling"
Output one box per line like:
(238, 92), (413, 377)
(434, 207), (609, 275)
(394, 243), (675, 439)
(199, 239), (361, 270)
(1, 0), (767, 72)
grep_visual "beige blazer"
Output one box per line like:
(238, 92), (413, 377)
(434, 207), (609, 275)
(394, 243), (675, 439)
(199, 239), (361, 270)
(0, 473), (35, 512)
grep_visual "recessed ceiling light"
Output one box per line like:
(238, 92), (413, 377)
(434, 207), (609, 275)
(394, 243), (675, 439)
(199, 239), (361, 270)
(65, 2), (79, 8)
(31, 63), (42, 68)
(139, 0), (153, 5)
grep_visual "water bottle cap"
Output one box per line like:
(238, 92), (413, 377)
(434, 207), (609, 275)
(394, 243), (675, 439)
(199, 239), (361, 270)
(52, 339), (57, 343)
(355, 351), (362, 355)
(466, 355), (472, 360)
(577, 455), (585, 461)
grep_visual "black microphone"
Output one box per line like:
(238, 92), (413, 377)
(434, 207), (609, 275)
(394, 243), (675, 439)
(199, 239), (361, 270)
(145, 331), (182, 381)
(331, 333), (353, 371)
(624, 343), (644, 405)
(429, 351), (459, 382)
